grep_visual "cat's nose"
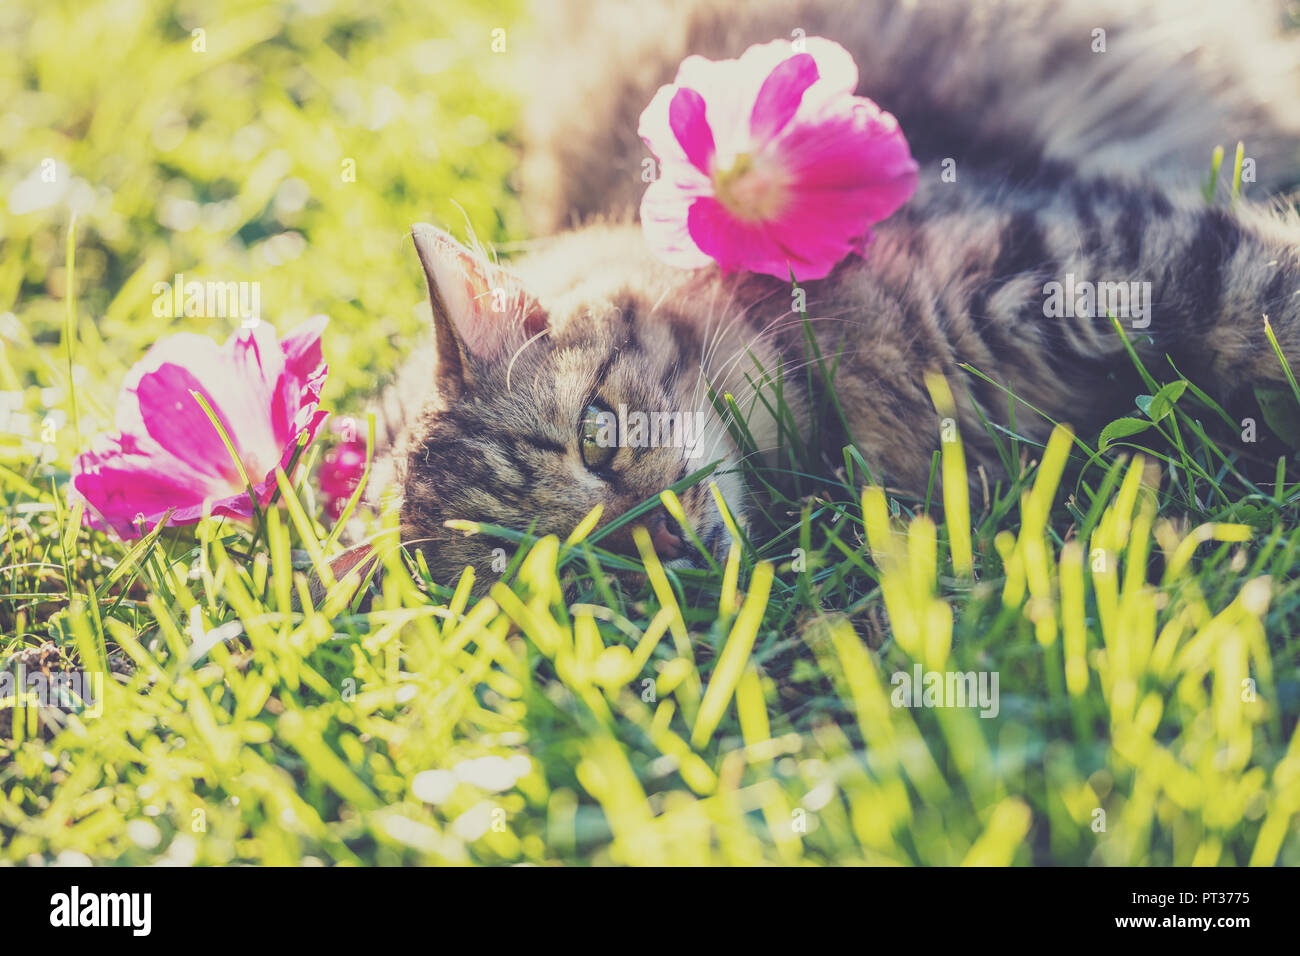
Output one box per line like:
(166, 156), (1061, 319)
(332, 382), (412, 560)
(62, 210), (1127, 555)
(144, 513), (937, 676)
(648, 509), (685, 561)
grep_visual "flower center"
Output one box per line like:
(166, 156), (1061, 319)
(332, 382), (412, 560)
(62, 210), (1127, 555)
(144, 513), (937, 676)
(712, 152), (790, 222)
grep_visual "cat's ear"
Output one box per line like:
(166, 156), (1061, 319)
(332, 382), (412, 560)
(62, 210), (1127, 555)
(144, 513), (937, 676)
(411, 223), (548, 401)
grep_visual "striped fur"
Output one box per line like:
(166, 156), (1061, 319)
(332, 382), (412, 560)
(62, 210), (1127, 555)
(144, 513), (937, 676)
(359, 0), (1300, 589)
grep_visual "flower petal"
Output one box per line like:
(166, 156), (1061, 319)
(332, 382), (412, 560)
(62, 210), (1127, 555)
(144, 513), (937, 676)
(775, 99), (919, 222)
(749, 53), (819, 145)
(797, 37), (859, 98)
(639, 165), (714, 269)
(668, 88), (716, 175)
(639, 85), (692, 168)
(130, 360), (243, 482)
(671, 53), (764, 166)
(118, 324), (287, 479)
(218, 323), (289, 468)
(72, 319), (332, 536)
(687, 198), (798, 278)
(273, 314), (329, 447)
(280, 314), (329, 389)
(319, 417), (369, 519)
(640, 35), (916, 281)
(72, 437), (228, 536)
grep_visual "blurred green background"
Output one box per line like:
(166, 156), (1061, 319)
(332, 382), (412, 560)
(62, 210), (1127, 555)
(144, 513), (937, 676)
(0, 0), (523, 455)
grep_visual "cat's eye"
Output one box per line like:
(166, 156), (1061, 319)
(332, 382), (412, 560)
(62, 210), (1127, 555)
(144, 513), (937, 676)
(579, 402), (617, 470)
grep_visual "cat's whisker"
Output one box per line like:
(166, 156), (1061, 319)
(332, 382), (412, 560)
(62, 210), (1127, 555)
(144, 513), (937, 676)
(693, 330), (907, 466)
(693, 279), (783, 399)
(505, 326), (553, 394)
(704, 309), (857, 394)
(647, 284), (675, 317)
(692, 278), (746, 413)
(692, 287), (806, 415)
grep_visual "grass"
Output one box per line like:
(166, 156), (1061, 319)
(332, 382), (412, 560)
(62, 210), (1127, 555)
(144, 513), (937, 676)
(2, 0), (1300, 866)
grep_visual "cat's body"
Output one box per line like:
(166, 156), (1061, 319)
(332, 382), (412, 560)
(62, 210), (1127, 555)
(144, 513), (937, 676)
(356, 0), (1300, 590)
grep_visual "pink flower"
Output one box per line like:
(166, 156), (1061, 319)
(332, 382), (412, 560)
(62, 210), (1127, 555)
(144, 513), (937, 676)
(638, 37), (918, 281)
(72, 316), (330, 537)
(318, 417), (368, 520)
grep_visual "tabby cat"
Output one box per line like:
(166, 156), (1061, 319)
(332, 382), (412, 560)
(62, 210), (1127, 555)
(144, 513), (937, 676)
(343, 0), (1300, 592)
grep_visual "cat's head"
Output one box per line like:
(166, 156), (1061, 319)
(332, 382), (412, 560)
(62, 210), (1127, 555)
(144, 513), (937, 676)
(372, 223), (750, 592)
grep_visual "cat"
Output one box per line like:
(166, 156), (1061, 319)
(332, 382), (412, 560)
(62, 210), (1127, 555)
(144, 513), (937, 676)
(333, 0), (1300, 596)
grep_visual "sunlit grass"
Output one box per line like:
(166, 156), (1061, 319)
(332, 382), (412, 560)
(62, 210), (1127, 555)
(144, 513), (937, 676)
(2, 0), (1300, 867)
